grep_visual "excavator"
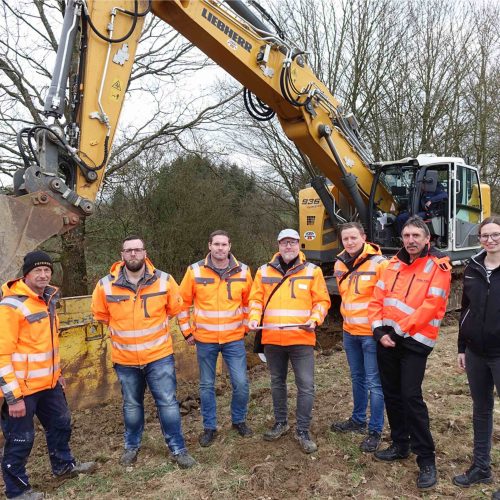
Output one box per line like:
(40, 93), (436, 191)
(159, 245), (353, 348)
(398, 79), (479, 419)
(1, 0), (491, 304)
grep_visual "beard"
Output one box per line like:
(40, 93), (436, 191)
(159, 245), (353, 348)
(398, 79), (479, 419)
(124, 257), (145, 272)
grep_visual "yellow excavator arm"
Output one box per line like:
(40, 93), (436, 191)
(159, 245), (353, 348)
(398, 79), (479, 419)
(2, 0), (485, 282)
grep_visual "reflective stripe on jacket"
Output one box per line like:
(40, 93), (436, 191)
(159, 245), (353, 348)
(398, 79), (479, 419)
(178, 254), (253, 344)
(368, 246), (451, 349)
(0, 279), (61, 402)
(334, 243), (388, 336)
(91, 258), (183, 366)
(248, 252), (331, 346)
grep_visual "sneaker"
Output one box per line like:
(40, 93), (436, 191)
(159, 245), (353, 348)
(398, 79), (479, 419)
(452, 465), (492, 487)
(360, 430), (381, 453)
(330, 417), (366, 434)
(11, 490), (44, 500)
(263, 422), (290, 441)
(199, 429), (217, 447)
(173, 451), (196, 469)
(493, 490), (500, 500)
(55, 461), (97, 479)
(232, 421), (253, 437)
(120, 448), (139, 466)
(294, 429), (318, 454)
(417, 464), (437, 490)
(374, 443), (410, 462)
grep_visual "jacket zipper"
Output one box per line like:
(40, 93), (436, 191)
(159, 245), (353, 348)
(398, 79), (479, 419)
(404, 274), (416, 301)
(459, 308), (470, 328)
(391, 272), (400, 292)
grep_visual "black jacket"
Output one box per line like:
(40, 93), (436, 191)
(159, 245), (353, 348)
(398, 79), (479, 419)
(458, 250), (500, 356)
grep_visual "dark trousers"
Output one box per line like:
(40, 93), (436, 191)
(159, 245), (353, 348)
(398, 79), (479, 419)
(465, 348), (500, 471)
(264, 344), (315, 432)
(1, 384), (75, 498)
(377, 341), (435, 467)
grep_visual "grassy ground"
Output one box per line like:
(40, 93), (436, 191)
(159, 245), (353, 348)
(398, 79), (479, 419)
(5, 321), (500, 499)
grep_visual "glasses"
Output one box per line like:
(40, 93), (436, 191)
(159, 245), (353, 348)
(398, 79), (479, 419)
(122, 248), (145, 255)
(279, 240), (299, 247)
(478, 233), (500, 242)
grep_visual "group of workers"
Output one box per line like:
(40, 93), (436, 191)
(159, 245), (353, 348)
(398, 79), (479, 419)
(0, 214), (499, 499)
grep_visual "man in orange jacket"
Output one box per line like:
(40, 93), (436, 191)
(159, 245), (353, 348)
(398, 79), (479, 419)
(0, 251), (95, 500)
(368, 216), (451, 490)
(178, 230), (253, 447)
(248, 229), (330, 453)
(92, 235), (195, 469)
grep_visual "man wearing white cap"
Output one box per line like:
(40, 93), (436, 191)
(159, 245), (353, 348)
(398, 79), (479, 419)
(248, 229), (330, 453)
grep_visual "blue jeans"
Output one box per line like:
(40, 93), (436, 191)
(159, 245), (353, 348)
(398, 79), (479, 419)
(114, 355), (186, 455)
(264, 344), (315, 432)
(1, 384), (75, 498)
(343, 331), (384, 433)
(196, 339), (249, 430)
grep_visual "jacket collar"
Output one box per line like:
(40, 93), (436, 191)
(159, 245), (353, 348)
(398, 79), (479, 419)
(337, 242), (382, 266)
(110, 257), (156, 288)
(1, 277), (58, 303)
(269, 251), (307, 276)
(395, 243), (430, 266)
(203, 253), (242, 277)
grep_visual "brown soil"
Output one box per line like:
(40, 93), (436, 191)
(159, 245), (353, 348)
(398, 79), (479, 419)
(4, 323), (499, 499)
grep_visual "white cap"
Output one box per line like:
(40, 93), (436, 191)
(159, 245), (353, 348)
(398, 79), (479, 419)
(277, 229), (300, 241)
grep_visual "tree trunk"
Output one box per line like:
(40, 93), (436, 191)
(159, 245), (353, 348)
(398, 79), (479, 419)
(60, 222), (88, 296)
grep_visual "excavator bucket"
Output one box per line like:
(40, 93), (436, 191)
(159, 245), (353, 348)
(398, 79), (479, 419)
(0, 192), (79, 284)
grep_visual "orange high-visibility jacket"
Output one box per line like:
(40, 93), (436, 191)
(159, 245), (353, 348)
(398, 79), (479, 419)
(368, 246), (451, 349)
(334, 243), (388, 336)
(248, 252), (331, 346)
(178, 254), (253, 344)
(92, 258), (183, 366)
(0, 279), (61, 403)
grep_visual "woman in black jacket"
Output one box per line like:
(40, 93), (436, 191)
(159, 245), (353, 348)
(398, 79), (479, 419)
(453, 216), (500, 494)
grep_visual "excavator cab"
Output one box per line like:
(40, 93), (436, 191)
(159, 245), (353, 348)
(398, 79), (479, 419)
(367, 155), (487, 261)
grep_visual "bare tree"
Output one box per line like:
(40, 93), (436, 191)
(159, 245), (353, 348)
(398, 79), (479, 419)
(0, 0), (238, 293)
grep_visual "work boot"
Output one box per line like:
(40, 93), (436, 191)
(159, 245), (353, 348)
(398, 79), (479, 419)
(374, 443), (410, 462)
(199, 429), (217, 447)
(173, 451), (196, 469)
(294, 429), (318, 454)
(330, 417), (366, 434)
(417, 464), (438, 490)
(55, 461), (97, 479)
(232, 421), (253, 437)
(452, 465), (492, 487)
(263, 422), (290, 441)
(11, 490), (44, 500)
(120, 448), (139, 466)
(360, 430), (381, 453)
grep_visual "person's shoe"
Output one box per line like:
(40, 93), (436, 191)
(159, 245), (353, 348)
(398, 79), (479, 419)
(452, 465), (492, 487)
(173, 451), (196, 469)
(417, 464), (438, 490)
(120, 448), (139, 466)
(263, 422), (290, 441)
(199, 429), (217, 447)
(11, 490), (44, 500)
(360, 430), (381, 453)
(232, 421), (253, 437)
(330, 417), (366, 434)
(294, 429), (318, 454)
(55, 461), (97, 479)
(374, 443), (410, 462)
(492, 489), (500, 499)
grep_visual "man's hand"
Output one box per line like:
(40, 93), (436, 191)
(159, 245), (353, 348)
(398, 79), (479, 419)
(425, 200), (432, 209)
(379, 334), (396, 348)
(248, 320), (259, 330)
(186, 335), (196, 346)
(58, 375), (66, 390)
(457, 353), (466, 371)
(9, 400), (26, 418)
(300, 320), (317, 332)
